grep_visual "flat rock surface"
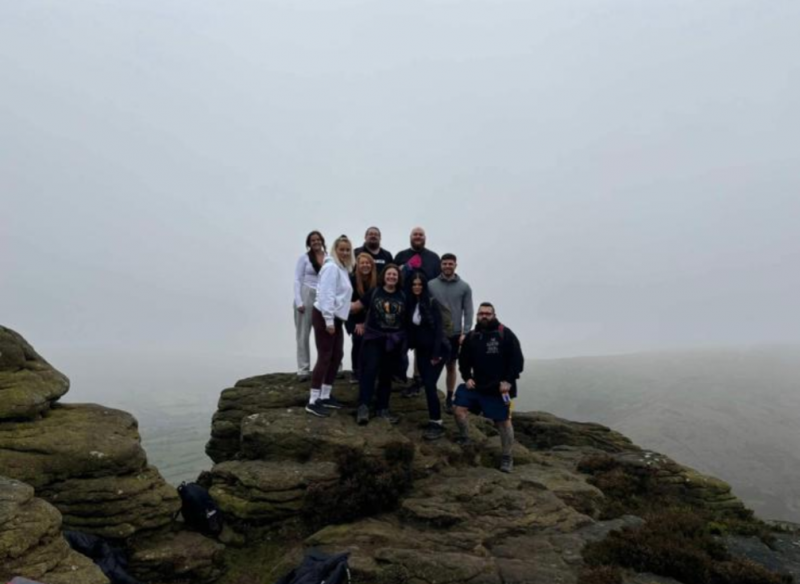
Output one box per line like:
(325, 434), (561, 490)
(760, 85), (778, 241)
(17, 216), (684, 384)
(0, 326), (70, 421)
(129, 530), (225, 584)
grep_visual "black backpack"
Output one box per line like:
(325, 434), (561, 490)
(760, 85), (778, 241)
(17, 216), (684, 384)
(64, 531), (143, 584)
(177, 482), (223, 536)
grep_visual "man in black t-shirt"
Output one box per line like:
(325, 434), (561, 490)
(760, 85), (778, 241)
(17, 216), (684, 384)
(354, 226), (393, 272)
(394, 226), (441, 282)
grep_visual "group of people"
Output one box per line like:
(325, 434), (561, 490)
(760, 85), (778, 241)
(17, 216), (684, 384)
(292, 226), (524, 472)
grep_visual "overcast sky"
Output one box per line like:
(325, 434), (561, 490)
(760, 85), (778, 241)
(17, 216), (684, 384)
(2, 0), (799, 366)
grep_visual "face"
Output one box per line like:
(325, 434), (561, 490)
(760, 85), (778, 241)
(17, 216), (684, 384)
(358, 256), (373, 275)
(410, 228), (426, 249)
(477, 305), (496, 325)
(365, 228), (381, 246)
(441, 259), (456, 277)
(308, 234), (324, 251)
(384, 268), (399, 287)
(336, 241), (352, 264)
(411, 278), (424, 297)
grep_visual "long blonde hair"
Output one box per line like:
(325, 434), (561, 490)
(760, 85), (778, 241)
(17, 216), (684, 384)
(354, 253), (377, 296)
(330, 235), (355, 272)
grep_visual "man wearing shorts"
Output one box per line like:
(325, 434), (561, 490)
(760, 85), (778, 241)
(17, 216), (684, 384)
(428, 253), (474, 413)
(455, 302), (525, 473)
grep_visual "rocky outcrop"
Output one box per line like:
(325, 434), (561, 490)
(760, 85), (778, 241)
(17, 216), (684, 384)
(0, 325), (69, 421)
(0, 475), (108, 584)
(0, 326), (222, 584)
(206, 372), (796, 584)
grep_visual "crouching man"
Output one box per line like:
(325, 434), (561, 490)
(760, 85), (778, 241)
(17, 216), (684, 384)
(454, 302), (525, 473)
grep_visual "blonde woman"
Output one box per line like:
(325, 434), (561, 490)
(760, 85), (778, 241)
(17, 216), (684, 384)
(306, 235), (355, 417)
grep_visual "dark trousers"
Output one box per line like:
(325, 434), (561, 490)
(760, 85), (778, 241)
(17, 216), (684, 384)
(417, 347), (447, 421)
(350, 332), (363, 377)
(311, 308), (344, 388)
(359, 339), (402, 410)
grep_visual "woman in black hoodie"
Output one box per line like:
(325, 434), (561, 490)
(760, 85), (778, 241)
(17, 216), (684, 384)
(407, 272), (451, 441)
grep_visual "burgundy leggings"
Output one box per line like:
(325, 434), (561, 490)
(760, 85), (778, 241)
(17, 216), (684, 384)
(311, 308), (344, 388)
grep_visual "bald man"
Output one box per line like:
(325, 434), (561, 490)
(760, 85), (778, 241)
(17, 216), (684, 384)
(394, 227), (441, 281)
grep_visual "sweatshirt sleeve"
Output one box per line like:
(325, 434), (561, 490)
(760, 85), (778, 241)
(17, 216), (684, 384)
(316, 264), (337, 326)
(459, 335), (473, 382)
(463, 284), (474, 333)
(502, 328), (523, 382)
(294, 255), (306, 308)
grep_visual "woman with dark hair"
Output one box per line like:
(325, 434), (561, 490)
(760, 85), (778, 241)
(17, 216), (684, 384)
(407, 272), (450, 440)
(346, 253), (378, 383)
(294, 231), (326, 381)
(356, 264), (406, 426)
(306, 235), (355, 417)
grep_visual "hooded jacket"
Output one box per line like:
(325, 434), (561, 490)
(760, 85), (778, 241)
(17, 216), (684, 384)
(313, 257), (353, 326)
(459, 319), (524, 397)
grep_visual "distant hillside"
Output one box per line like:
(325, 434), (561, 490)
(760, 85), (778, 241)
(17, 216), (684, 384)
(517, 345), (800, 523)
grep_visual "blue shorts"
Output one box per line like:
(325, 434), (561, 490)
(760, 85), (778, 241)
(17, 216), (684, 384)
(453, 383), (512, 422)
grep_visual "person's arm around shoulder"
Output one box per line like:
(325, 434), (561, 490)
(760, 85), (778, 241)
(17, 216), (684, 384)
(294, 255), (307, 312)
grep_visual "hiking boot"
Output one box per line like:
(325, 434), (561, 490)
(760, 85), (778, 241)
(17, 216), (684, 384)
(357, 404), (370, 426)
(500, 455), (514, 473)
(454, 435), (472, 447)
(376, 409), (400, 424)
(444, 394), (454, 415)
(319, 396), (344, 409)
(297, 373), (310, 382)
(305, 401), (330, 418)
(423, 422), (445, 441)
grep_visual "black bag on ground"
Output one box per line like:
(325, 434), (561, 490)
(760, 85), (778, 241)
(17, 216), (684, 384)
(274, 549), (350, 584)
(177, 481), (223, 536)
(64, 531), (143, 584)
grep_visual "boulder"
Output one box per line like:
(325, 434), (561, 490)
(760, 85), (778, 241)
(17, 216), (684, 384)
(0, 326), (69, 421)
(0, 476), (108, 584)
(128, 530), (225, 584)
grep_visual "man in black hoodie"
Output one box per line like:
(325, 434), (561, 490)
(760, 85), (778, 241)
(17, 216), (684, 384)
(455, 302), (524, 473)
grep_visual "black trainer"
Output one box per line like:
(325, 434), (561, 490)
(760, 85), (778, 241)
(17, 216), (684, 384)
(423, 422), (445, 441)
(319, 396), (344, 409)
(377, 409), (400, 424)
(305, 401), (330, 418)
(357, 404), (370, 426)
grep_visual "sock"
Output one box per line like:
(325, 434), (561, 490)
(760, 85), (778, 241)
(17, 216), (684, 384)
(309, 389), (321, 405)
(498, 424), (515, 457)
(455, 416), (469, 439)
(320, 384), (332, 400)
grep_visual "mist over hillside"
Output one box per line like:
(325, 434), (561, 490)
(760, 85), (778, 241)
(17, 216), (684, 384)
(517, 345), (800, 523)
(53, 344), (800, 523)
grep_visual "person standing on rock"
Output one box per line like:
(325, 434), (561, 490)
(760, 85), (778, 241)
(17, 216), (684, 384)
(354, 226), (394, 272)
(294, 231), (327, 382)
(356, 264), (407, 426)
(395, 227), (441, 395)
(346, 253), (378, 384)
(307, 235), (355, 418)
(407, 272), (451, 441)
(455, 302), (525, 473)
(428, 253), (474, 415)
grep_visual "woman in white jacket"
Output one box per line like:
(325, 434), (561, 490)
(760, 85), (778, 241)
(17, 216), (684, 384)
(294, 231), (326, 381)
(306, 235), (355, 417)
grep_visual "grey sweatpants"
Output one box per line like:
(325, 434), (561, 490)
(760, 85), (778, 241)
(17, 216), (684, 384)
(294, 285), (317, 375)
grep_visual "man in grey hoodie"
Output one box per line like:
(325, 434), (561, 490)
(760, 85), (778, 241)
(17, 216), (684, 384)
(428, 253), (474, 414)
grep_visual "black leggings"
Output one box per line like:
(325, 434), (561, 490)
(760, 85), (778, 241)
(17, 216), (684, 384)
(417, 347), (447, 421)
(359, 339), (402, 410)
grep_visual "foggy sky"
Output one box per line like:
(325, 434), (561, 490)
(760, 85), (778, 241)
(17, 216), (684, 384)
(2, 0), (799, 363)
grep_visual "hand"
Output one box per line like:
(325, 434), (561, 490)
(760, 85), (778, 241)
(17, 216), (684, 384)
(350, 301), (362, 313)
(458, 334), (465, 345)
(431, 357), (441, 365)
(499, 381), (511, 394)
(326, 325), (335, 335)
(297, 305), (305, 314)
(466, 379), (476, 390)
(355, 323), (365, 336)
